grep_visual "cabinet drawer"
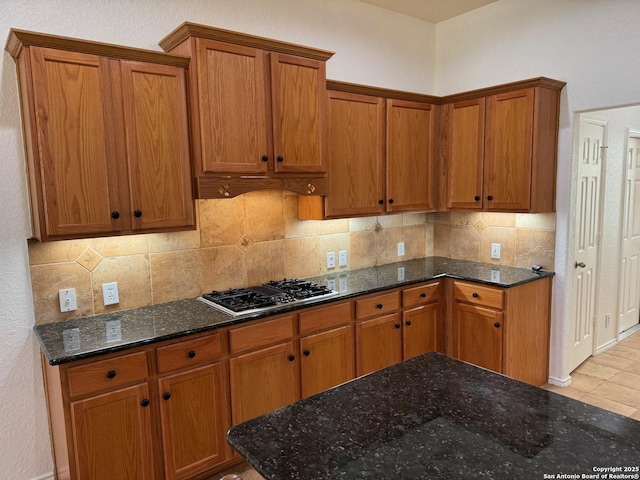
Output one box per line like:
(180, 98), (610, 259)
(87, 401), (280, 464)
(402, 282), (440, 308)
(355, 292), (399, 320)
(229, 315), (294, 355)
(299, 301), (351, 335)
(453, 281), (504, 309)
(156, 333), (222, 374)
(67, 351), (148, 398)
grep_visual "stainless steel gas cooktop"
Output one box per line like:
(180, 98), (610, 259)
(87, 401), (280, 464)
(198, 278), (338, 317)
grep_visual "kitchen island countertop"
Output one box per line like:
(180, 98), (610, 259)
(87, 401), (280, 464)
(34, 256), (553, 365)
(227, 352), (640, 479)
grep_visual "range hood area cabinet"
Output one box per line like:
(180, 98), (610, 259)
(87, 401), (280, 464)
(159, 23), (334, 199)
(298, 82), (438, 219)
(440, 77), (566, 212)
(6, 30), (195, 241)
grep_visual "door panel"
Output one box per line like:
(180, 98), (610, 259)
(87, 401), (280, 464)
(355, 314), (402, 376)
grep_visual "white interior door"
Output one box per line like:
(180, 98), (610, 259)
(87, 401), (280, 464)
(619, 133), (640, 334)
(570, 117), (606, 372)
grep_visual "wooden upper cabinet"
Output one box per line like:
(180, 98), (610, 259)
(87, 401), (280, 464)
(6, 30), (195, 241)
(159, 23), (334, 198)
(386, 99), (435, 212)
(441, 78), (565, 213)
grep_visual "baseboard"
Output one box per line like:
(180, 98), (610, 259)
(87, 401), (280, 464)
(547, 375), (572, 387)
(595, 338), (617, 355)
(620, 323), (640, 340)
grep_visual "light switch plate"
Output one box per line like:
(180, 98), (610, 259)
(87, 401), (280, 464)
(491, 243), (501, 260)
(397, 242), (405, 256)
(338, 250), (347, 267)
(59, 288), (77, 312)
(327, 252), (336, 269)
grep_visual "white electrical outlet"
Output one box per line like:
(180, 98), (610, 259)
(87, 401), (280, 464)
(105, 319), (122, 342)
(397, 242), (405, 257)
(491, 243), (501, 260)
(59, 288), (77, 312)
(102, 282), (120, 306)
(338, 250), (347, 267)
(327, 252), (336, 269)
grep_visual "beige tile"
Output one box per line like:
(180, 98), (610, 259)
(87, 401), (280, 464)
(245, 240), (285, 284)
(625, 361), (640, 376)
(630, 409), (640, 421)
(148, 229), (201, 253)
(76, 248), (104, 272)
(479, 227), (515, 265)
(608, 371), (640, 392)
(201, 246), (247, 291)
(449, 211), (481, 227)
(403, 224), (427, 260)
(514, 229), (555, 270)
(376, 227), (404, 265)
(590, 382), (640, 408)
(449, 225), (481, 261)
(318, 234), (350, 274)
(619, 334), (640, 350)
(432, 212), (450, 224)
(150, 250), (202, 304)
(542, 384), (586, 402)
(573, 361), (620, 380)
(590, 352), (637, 370)
(90, 235), (148, 257)
(199, 197), (245, 247)
(481, 212), (515, 228)
(516, 212), (556, 230)
(402, 212), (427, 226)
(285, 237), (320, 278)
(608, 345), (640, 362)
(30, 263), (93, 324)
(433, 223), (450, 257)
(567, 371), (605, 393)
(349, 216), (378, 232)
(244, 193), (284, 242)
(28, 238), (89, 265)
(92, 255), (151, 313)
(377, 214), (403, 229)
(578, 393), (638, 416)
(350, 231), (378, 269)
(317, 218), (350, 235)
(283, 195), (318, 238)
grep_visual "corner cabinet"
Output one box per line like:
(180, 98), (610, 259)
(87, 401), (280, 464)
(441, 77), (565, 212)
(6, 29), (195, 241)
(159, 22), (334, 198)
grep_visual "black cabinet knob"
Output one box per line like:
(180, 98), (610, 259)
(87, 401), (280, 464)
(420, 292), (427, 298)
(405, 320), (412, 326)
(487, 196), (493, 201)
(303, 349), (310, 357)
(394, 323), (401, 329)
(111, 211), (120, 219)
(106, 370), (116, 379)
(261, 155), (269, 162)
(494, 322), (501, 328)
(378, 199), (384, 205)
(162, 392), (171, 401)
(474, 196), (480, 201)
(277, 155), (284, 162)
(388, 199), (394, 204)
(140, 399), (150, 407)
(134, 210), (142, 218)
(472, 292), (479, 298)
(188, 350), (196, 359)
(376, 303), (383, 309)
(288, 354), (295, 361)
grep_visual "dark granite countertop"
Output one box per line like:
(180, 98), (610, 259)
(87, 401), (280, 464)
(227, 352), (640, 479)
(34, 257), (553, 365)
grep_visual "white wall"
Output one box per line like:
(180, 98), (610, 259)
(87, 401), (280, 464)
(435, 0), (640, 384)
(0, 1), (435, 478)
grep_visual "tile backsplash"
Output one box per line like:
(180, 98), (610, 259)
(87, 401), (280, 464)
(28, 191), (555, 324)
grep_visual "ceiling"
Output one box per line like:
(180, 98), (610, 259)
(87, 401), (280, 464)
(358, 0), (497, 23)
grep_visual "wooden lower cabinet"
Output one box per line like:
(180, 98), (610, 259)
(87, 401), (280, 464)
(71, 383), (155, 480)
(403, 302), (444, 360)
(158, 363), (229, 480)
(452, 302), (503, 372)
(355, 313), (403, 376)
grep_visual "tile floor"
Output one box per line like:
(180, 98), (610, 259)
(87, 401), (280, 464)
(209, 332), (640, 479)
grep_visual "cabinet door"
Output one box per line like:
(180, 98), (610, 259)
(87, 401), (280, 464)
(453, 302), (503, 373)
(324, 91), (385, 217)
(120, 60), (194, 231)
(300, 325), (355, 398)
(386, 99), (435, 212)
(445, 98), (485, 209)
(29, 47), (120, 238)
(355, 313), (402, 376)
(484, 88), (534, 211)
(271, 53), (326, 173)
(229, 342), (299, 424)
(195, 39), (269, 174)
(403, 302), (443, 360)
(158, 364), (229, 480)
(71, 384), (155, 480)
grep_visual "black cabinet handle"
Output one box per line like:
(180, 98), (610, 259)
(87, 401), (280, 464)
(394, 323), (401, 329)
(288, 354), (295, 361)
(134, 210), (142, 218)
(405, 320), (412, 326)
(303, 349), (310, 357)
(277, 155), (284, 162)
(261, 155), (269, 162)
(188, 350), (196, 359)
(388, 199), (394, 204)
(162, 392), (171, 401)
(420, 292), (427, 298)
(111, 211), (120, 219)
(378, 199), (384, 205)
(487, 196), (493, 201)
(376, 303), (383, 309)
(106, 370), (116, 379)
(472, 292), (479, 298)
(474, 196), (480, 201)
(140, 399), (150, 407)
(494, 322), (500, 328)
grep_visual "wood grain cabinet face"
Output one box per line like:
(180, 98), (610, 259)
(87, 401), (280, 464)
(401, 281), (444, 359)
(9, 35), (194, 241)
